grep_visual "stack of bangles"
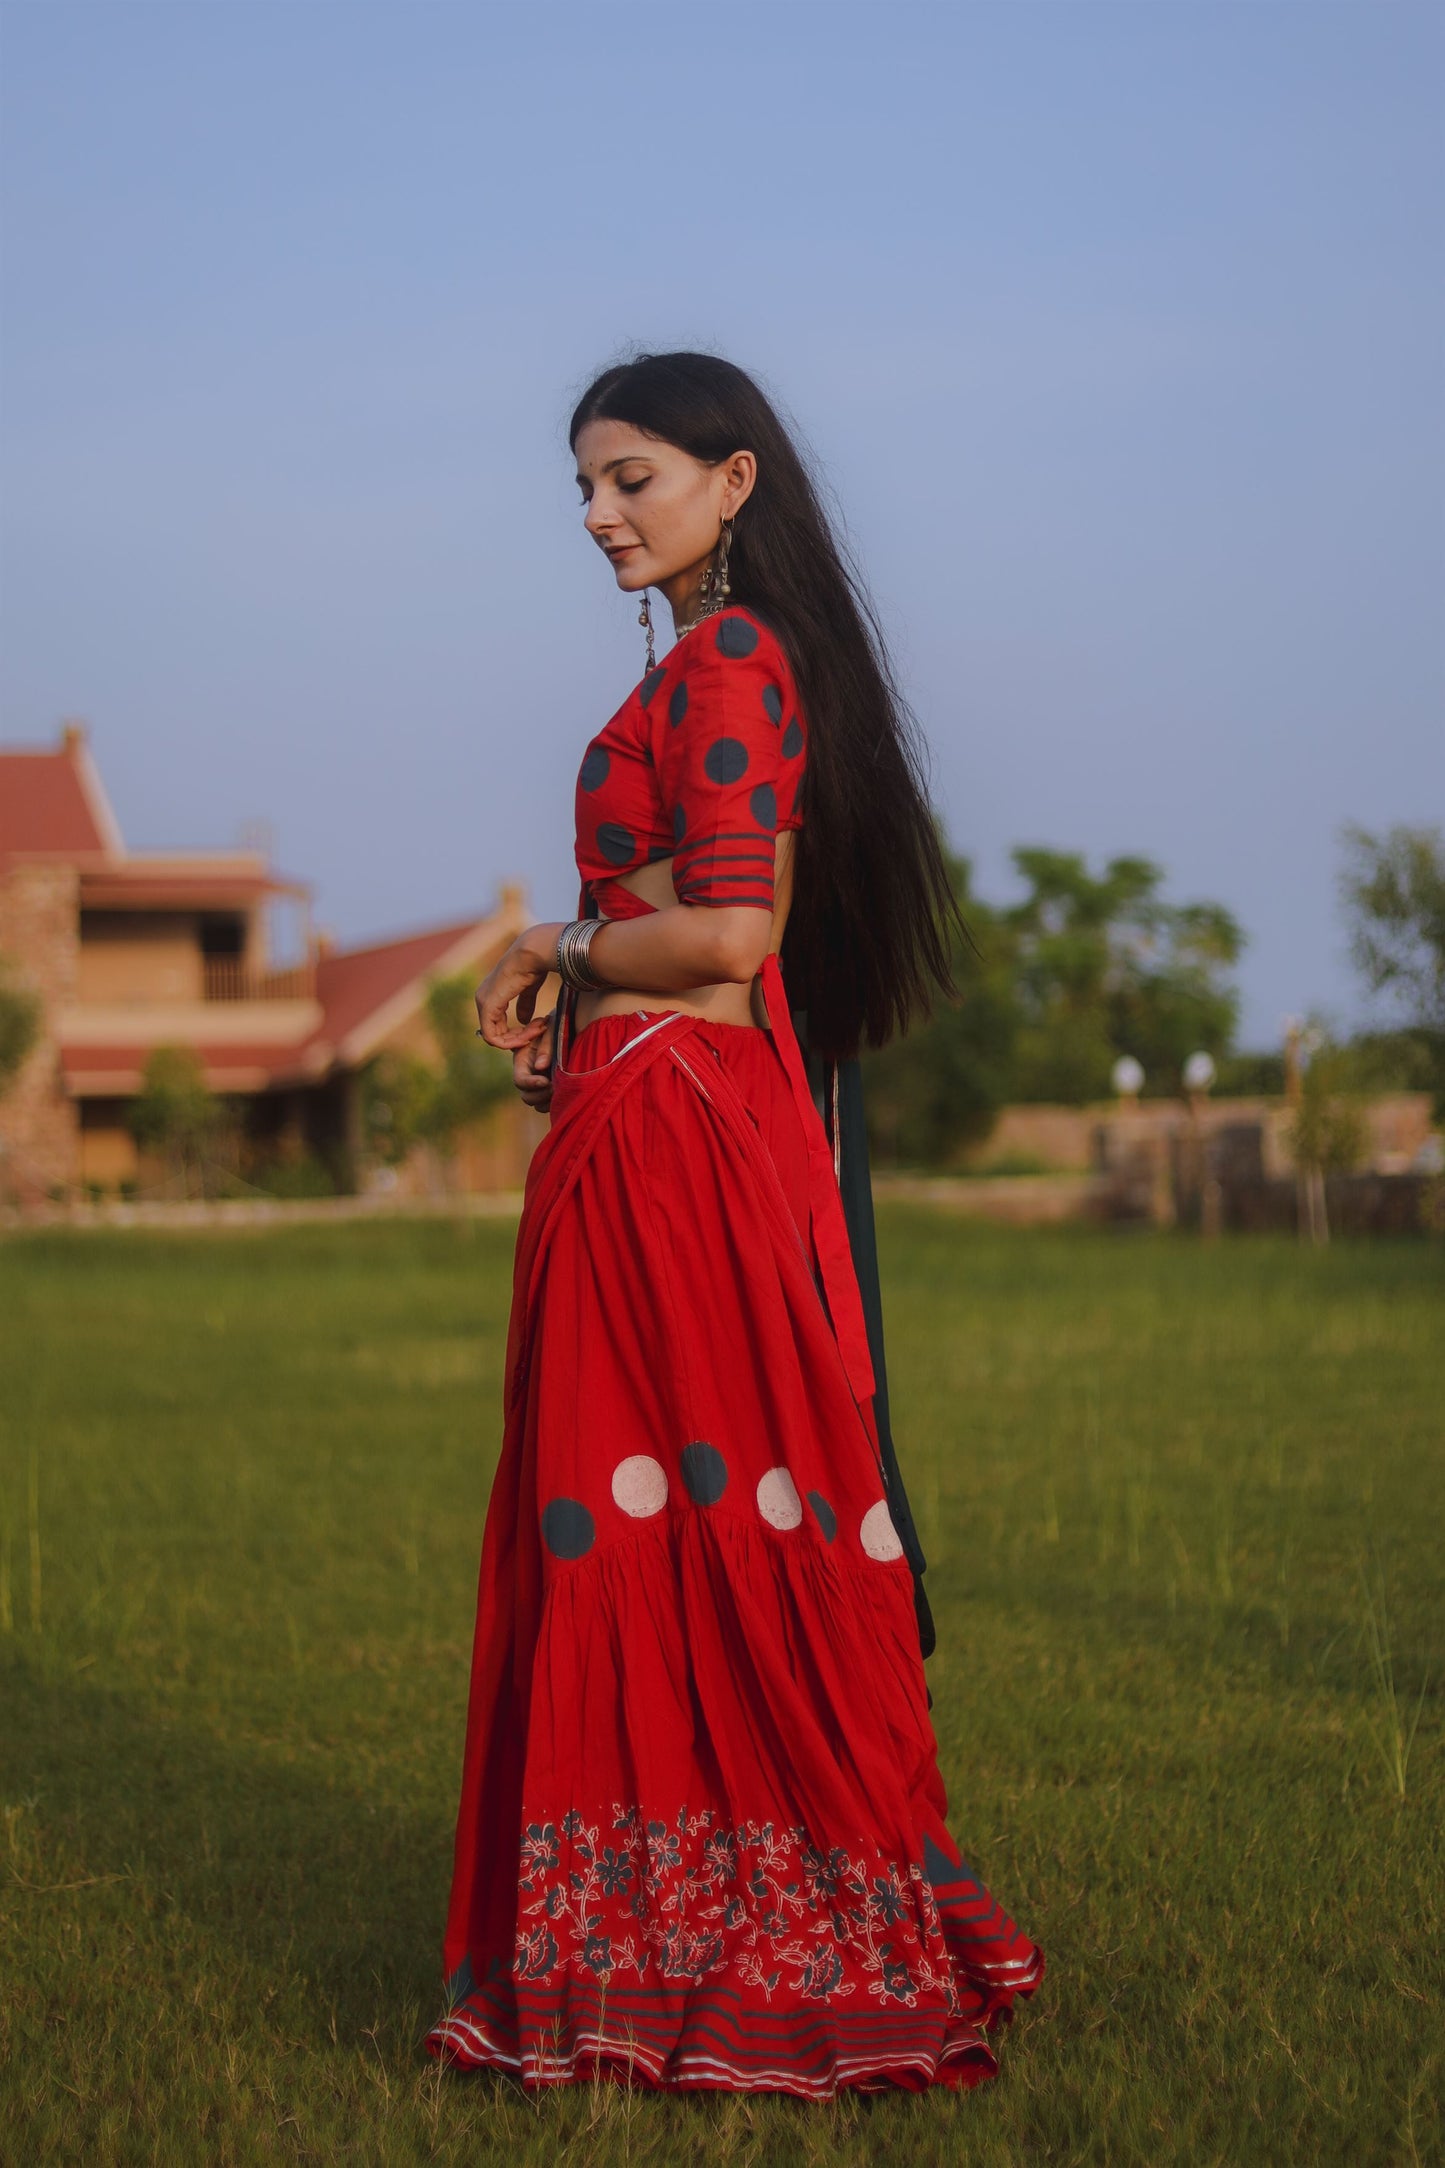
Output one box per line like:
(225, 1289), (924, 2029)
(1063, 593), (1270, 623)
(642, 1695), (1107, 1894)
(554, 917), (608, 992)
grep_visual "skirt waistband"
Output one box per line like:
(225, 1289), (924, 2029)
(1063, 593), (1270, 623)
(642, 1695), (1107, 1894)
(560, 1007), (771, 1077)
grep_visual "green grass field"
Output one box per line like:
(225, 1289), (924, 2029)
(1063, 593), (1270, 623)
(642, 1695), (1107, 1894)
(2, 1216), (1441, 2166)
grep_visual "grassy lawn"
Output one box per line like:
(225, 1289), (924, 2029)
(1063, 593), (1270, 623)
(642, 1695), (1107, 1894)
(1, 1216), (1441, 2166)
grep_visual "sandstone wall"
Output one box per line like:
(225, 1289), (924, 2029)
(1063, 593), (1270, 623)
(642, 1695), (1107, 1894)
(0, 863), (81, 1200)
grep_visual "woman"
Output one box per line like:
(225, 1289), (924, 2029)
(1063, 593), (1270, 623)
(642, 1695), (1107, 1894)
(427, 353), (1043, 2096)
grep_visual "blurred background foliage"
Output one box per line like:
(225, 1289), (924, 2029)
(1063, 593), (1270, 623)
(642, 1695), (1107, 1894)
(361, 970), (513, 1180)
(862, 824), (1445, 1169)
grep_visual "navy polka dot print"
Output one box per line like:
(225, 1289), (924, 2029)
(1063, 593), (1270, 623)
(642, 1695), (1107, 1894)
(716, 616), (759, 659)
(704, 737), (749, 787)
(807, 1491), (837, 1543)
(681, 1441), (729, 1505)
(597, 822), (636, 866)
(541, 1498), (595, 1560)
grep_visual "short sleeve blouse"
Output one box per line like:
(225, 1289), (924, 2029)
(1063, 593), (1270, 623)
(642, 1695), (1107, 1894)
(573, 606), (807, 918)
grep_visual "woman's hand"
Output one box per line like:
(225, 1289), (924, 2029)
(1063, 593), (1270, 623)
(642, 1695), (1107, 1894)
(474, 922), (566, 1050)
(513, 1008), (556, 1113)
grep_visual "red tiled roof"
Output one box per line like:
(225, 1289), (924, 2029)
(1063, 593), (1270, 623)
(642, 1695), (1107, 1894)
(2, 729), (303, 901)
(0, 746), (111, 871)
(310, 916), (501, 1060)
(61, 1042), (326, 1095)
(79, 869), (301, 908)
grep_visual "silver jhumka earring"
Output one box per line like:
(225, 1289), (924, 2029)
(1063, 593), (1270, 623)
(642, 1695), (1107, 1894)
(699, 518), (734, 612)
(638, 587), (656, 674)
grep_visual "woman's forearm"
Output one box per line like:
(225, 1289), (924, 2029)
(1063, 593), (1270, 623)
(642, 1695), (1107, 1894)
(523, 905), (772, 994)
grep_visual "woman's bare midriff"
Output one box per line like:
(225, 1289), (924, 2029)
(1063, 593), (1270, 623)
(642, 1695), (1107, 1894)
(572, 831), (796, 1036)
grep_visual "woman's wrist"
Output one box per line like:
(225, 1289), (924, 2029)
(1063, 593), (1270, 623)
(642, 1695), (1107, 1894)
(555, 918), (611, 991)
(518, 921), (569, 974)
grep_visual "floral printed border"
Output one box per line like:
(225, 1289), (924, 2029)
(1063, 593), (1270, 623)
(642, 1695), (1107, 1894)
(514, 1804), (961, 2012)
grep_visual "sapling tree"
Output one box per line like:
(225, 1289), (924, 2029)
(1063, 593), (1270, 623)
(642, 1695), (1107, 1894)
(127, 1045), (227, 1199)
(1339, 824), (1445, 1117)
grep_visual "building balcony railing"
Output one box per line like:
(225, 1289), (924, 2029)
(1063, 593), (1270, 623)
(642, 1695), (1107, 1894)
(202, 957), (317, 1003)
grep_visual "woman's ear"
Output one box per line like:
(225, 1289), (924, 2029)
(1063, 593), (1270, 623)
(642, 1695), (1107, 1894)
(721, 449), (758, 518)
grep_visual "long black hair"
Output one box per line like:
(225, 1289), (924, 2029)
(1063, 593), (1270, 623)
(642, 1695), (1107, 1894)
(569, 351), (960, 1059)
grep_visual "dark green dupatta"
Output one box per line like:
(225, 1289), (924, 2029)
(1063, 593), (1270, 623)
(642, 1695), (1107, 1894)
(793, 1009), (937, 1664)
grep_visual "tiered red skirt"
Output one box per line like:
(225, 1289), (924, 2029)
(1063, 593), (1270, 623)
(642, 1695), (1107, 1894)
(427, 976), (1043, 2096)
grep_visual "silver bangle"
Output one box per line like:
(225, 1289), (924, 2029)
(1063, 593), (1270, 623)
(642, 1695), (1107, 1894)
(555, 917), (607, 991)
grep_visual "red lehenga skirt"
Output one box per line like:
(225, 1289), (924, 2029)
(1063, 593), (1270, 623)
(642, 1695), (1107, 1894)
(426, 957), (1043, 2096)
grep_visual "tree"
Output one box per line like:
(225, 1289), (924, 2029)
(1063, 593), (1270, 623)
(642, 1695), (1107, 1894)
(861, 850), (1019, 1166)
(416, 971), (515, 1176)
(0, 957), (42, 1100)
(126, 1045), (226, 1197)
(362, 971), (514, 1188)
(362, 1048), (438, 1169)
(1339, 824), (1445, 1115)
(1004, 849), (1243, 1103)
(1288, 1026), (1367, 1246)
(1290, 1033), (1367, 1176)
(860, 843), (1246, 1159)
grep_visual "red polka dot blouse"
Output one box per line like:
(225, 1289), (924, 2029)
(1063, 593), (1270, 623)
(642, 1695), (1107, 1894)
(573, 606), (807, 920)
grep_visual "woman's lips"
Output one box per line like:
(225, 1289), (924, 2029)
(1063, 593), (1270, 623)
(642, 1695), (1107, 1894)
(606, 544), (640, 561)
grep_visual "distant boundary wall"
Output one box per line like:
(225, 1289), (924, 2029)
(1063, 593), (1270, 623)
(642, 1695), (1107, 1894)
(7, 1171), (1439, 1238)
(969, 1092), (1436, 1179)
(1, 1192), (527, 1234)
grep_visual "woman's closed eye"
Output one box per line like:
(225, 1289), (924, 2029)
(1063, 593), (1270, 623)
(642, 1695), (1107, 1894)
(576, 479), (648, 506)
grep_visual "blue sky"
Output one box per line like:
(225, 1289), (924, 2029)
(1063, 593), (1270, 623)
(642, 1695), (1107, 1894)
(3, 1), (1441, 1047)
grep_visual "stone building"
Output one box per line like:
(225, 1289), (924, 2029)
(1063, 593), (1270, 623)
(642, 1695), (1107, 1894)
(0, 723), (538, 1203)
